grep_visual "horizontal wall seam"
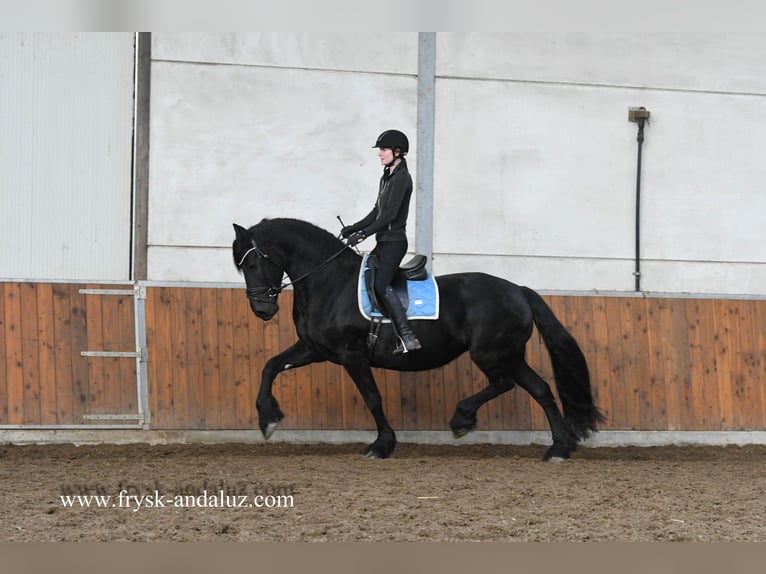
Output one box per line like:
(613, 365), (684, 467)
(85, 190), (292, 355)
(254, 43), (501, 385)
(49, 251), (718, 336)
(147, 245), (766, 267)
(437, 74), (766, 98)
(152, 58), (417, 79)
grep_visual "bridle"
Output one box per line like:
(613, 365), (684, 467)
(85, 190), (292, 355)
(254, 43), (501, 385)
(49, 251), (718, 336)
(238, 240), (349, 304)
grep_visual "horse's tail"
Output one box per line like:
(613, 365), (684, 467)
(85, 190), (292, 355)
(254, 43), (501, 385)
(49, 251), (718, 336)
(520, 286), (605, 439)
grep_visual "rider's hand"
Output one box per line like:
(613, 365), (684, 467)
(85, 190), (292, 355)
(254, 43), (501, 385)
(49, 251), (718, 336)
(345, 231), (366, 246)
(340, 226), (356, 238)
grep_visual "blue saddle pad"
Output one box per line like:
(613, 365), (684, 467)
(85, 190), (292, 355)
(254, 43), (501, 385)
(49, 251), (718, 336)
(357, 254), (440, 322)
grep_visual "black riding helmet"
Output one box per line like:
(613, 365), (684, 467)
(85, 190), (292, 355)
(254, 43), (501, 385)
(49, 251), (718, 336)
(373, 130), (409, 156)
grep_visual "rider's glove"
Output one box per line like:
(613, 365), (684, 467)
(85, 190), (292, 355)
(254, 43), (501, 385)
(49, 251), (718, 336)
(345, 231), (366, 246)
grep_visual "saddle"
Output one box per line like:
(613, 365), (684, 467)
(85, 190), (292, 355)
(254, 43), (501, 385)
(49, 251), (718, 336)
(363, 253), (428, 312)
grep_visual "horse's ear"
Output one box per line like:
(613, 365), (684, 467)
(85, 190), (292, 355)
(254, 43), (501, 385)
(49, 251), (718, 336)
(233, 223), (249, 242)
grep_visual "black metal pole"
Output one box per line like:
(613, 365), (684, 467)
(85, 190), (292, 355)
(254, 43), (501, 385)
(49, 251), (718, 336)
(634, 117), (645, 292)
(629, 106), (649, 292)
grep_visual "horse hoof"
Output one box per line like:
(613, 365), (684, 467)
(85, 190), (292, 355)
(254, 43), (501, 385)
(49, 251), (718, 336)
(263, 422), (279, 440)
(546, 456), (568, 464)
(543, 443), (573, 461)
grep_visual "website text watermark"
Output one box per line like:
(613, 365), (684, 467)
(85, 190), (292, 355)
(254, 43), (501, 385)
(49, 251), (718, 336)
(58, 480), (295, 511)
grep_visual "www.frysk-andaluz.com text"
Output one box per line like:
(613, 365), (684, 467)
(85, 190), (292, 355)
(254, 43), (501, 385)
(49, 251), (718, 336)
(59, 480), (296, 511)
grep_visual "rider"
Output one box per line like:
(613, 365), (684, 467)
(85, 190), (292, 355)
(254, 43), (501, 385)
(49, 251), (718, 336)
(342, 129), (422, 355)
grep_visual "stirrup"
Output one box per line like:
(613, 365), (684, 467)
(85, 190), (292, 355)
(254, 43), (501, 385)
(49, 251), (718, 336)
(393, 333), (422, 356)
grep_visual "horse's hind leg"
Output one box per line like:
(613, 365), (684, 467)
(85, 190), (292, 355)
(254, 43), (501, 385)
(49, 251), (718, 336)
(450, 377), (514, 438)
(508, 358), (579, 461)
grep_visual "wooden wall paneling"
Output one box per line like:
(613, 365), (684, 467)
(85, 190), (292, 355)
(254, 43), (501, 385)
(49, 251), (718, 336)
(309, 361), (328, 429)
(670, 298), (695, 430)
(622, 299), (648, 429)
(589, 297), (614, 428)
(168, 287), (190, 428)
(633, 298), (655, 430)
(738, 301), (760, 428)
(428, 365), (446, 430)
(83, 285), (106, 417)
(687, 300), (719, 429)
(184, 288), (207, 429)
(711, 300), (733, 428)
(4, 284), (23, 424)
(731, 300), (761, 429)
(655, 299), (681, 430)
(201, 287), (222, 429)
(150, 287), (173, 428)
(51, 284), (74, 424)
(716, 301), (739, 429)
(67, 285), (89, 425)
(645, 298), (669, 429)
(398, 371), (419, 430)
(323, 361), (343, 429)
(144, 285), (158, 425)
(754, 301), (766, 427)
(36, 283), (58, 424)
(684, 300), (704, 429)
(734, 301), (760, 429)
(749, 300), (766, 428)
(413, 367), (432, 429)
(19, 284), (41, 424)
(603, 297), (629, 428)
(215, 288), (236, 428)
(0, 284), (7, 423)
(99, 286), (122, 417)
(115, 289), (137, 417)
(728, 301), (751, 429)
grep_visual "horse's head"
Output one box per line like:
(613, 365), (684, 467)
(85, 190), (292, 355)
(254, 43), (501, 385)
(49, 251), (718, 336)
(232, 223), (283, 320)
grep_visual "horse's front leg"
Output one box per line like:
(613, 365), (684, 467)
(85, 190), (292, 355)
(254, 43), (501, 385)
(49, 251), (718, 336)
(257, 340), (321, 439)
(343, 356), (396, 459)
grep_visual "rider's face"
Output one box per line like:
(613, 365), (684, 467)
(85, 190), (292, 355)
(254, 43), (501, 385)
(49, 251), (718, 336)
(378, 147), (395, 165)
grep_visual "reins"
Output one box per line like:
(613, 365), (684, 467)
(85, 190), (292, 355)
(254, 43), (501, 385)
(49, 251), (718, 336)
(240, 242), (350, 301)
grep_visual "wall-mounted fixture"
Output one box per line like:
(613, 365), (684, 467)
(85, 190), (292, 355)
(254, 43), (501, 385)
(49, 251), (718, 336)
(629, 107), (650, 291)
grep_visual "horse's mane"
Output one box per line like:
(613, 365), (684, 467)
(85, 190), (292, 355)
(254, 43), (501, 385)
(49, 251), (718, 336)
(252, 218), (346, 256)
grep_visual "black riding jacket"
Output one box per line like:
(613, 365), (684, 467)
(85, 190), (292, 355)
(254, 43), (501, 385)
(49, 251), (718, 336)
(352, 159), (413, 242)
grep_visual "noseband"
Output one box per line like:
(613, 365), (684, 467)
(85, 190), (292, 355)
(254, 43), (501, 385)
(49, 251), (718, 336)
(238, 244), (284, 304)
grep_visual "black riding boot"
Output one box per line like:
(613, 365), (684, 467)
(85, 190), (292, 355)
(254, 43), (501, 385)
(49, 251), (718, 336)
(381, 286), (422, 355)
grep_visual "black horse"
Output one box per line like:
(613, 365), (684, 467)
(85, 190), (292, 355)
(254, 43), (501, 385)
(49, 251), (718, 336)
(233, 218), (604, 460)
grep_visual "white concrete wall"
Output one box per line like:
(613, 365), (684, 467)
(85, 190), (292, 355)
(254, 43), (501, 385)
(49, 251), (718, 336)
(433, 33), (766, 294)
(148, 33), (418, 282)
(148, 33), (766, 296)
